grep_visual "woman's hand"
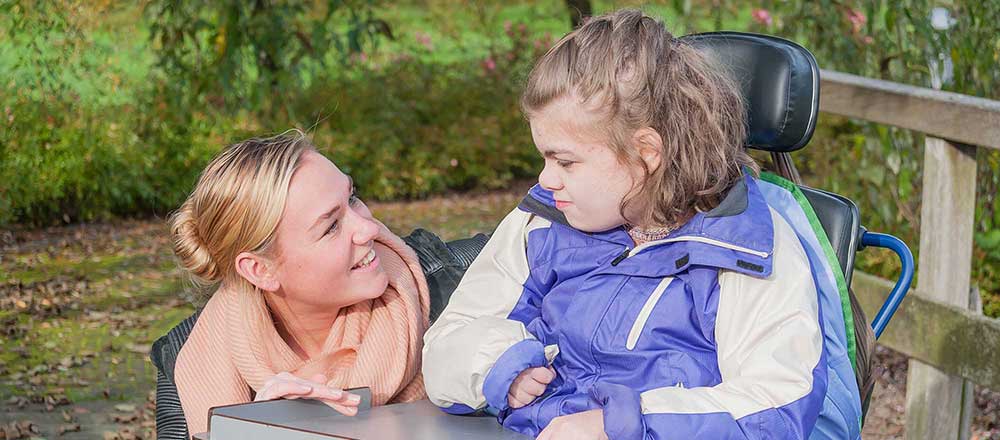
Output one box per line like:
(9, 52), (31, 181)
(507, 366), (556, 409)
(254, 372), (361, 416)
(537, 409), (608, 440)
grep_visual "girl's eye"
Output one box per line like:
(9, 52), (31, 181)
(326, 220), (339, 235)
(557, 160), (574, 168)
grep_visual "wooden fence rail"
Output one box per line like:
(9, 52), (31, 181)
(817, 69), (998, 440)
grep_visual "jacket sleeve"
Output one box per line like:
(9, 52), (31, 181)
(422, 208), (554, 414)
(591, 211), (828, 440)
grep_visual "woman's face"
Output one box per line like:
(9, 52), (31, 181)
(268, 151), (388, 309)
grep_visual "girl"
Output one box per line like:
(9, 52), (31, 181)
(423, 9), (859, 440)
(169, 131), (430, 435)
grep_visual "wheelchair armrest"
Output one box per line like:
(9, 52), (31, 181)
(860, 231), (915, 338)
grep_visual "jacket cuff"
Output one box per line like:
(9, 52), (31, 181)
(438, 402), (479, 415)
(482, 339), (547, 411)
(590, 382), (646, 440)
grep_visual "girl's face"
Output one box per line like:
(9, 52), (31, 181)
(268, 151), (389, 309)
(529, 96), (644, 233)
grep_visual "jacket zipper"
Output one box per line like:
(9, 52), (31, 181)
(626, 277), (674, 350)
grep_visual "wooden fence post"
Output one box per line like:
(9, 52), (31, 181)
(904, 138), (978, 439)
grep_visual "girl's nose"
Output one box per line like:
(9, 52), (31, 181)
(538, 162), (563, 191)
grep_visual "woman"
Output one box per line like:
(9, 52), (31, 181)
(167, 130), (432, 435)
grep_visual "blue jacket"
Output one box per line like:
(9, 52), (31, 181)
(423, 175), (862, 439)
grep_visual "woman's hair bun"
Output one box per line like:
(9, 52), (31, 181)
(169, 201), (221, 285)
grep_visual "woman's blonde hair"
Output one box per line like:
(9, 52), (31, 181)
(522, 9), (757, 228)
(169, 130), (315, 292)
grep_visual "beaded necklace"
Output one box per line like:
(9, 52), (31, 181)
(625, 223), (675, 245)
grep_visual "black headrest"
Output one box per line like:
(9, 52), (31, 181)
(681, 32), (820, 152)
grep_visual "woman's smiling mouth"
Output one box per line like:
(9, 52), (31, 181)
(351, 247), (379, 271)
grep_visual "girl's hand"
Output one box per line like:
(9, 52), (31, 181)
(537, 409), (608, 440)
(507, 366), (556, 409)
(254, 371), (361, 416)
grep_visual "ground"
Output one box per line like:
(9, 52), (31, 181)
(2, 186), (998, 439)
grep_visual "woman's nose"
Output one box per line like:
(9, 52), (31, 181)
(538, 162), (563, 191)
(352, 212), (380, 245)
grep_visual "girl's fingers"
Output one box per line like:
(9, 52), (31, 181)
(521, 378), (547, 396)
(531, 366), (556, 384)
(512, 387), (539, 406)
(508, 392), (528, 409)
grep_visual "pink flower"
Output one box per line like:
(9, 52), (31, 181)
(863, 35), (874, 45)
(504, 20), (512, 34)
(751, 9), (772, 27)
(482, 57), (497, 73)
(847, 8), (866, 33)
(414, 32), (434, 51)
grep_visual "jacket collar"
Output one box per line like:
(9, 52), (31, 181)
(518, 174), (775, 278)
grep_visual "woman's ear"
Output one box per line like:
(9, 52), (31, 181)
(633, 127), (664, 173)
(234, 251), (281, 293)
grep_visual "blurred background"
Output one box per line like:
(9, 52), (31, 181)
(1, 0), (998, 438)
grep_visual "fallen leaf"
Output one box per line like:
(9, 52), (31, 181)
(58, 423), (81, 434)
(125, 344), (149, 355)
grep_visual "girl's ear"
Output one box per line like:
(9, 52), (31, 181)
(633, 127), (664, 173)
(234, 251), (281, 293)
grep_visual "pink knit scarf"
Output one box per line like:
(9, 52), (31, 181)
(219, 224), (430, 405)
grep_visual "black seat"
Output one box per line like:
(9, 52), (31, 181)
(801, 187), (861, 285)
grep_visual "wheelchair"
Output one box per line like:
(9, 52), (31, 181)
(150, 31), (915, 439)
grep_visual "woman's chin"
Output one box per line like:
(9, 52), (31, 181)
(354, 270), (389, 300)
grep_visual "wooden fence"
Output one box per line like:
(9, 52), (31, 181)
(819, 69), (1000, 440)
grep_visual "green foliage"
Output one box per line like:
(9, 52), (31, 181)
(144, 0), (391, 113)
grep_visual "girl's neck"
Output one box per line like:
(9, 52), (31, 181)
(625, 222), (675, 246)
(264, 292), (341, 359)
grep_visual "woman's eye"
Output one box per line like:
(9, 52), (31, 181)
(348, 188), (361, 206)
(326, 220), (339, 235)
(557, 160), (574, 168)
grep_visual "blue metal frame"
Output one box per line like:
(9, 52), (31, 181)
(861, 232), (915, 338)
